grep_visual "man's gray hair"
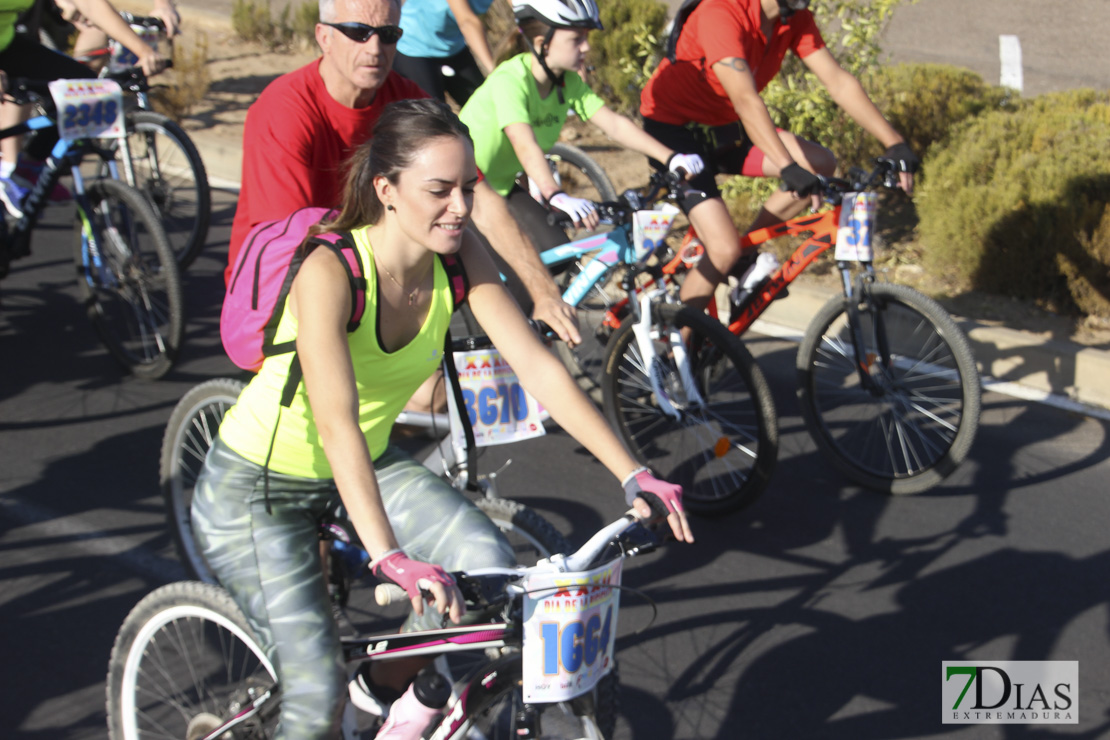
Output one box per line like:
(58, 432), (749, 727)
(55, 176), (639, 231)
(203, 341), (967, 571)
(319, 0), (400, 24)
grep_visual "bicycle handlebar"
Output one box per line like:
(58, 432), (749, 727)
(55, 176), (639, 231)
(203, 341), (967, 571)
(374, 509), (656, 608)
(119, 11), (167, 31)
(544, 170), (700, 228)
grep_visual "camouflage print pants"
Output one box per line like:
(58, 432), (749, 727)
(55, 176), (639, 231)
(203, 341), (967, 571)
(192, 436), (515, 740)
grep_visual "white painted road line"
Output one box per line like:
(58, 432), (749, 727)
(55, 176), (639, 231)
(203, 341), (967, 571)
(1000, 34), (1024, 92)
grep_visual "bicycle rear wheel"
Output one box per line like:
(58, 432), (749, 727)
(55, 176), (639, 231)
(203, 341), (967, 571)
(74, 178), (184, 380)
(106, 581), (279, 740)
(108, 110), (211, 269)
(547, 142), (617, 204)
(796, 282), (981, 493)
(161, 378), (247, 583)
(602, 303), (778, 515)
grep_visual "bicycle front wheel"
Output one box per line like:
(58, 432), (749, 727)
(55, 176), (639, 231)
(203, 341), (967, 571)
(796, 282), (981, 494)
(106, 581), (279, 740)
(602, 303), (778, 515)
(111, 110), (211, 269)
(75, 178), (184, 380)
(161, 378), (247, 583)
(463, 653), (618, 740)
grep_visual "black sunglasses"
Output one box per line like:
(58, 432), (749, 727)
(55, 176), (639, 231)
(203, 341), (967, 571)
(322, 21), (404, 44)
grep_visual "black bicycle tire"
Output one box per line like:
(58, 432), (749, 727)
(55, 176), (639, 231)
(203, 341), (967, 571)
(106, 581), (278, 740)
(548, 142), (618, 203)
(113, 110), (212, 269)
(475, 496), (570, 562)
(602, 303), (778, 515)
(74, 177), (184, 380)
(796, 281), (981, 494)
(553, 260), (627, 406)
(161, 378), (247, 583)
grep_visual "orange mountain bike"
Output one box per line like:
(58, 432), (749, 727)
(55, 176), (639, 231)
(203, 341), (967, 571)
(601, 159), (981, 501)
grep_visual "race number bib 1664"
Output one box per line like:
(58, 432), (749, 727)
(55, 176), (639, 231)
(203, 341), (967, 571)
(48, 79), (126, 141)
(448, 348), (546, 448)
(521, 558), (622, 703)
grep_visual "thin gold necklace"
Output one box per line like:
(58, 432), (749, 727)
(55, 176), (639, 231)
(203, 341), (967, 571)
(375, 254), (422, 306)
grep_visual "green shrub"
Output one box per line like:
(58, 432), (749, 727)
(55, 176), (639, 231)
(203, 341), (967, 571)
(862, 63), (1013, 161)
(587, 0), (669, 116)
(917, 89), (1110, 317)
(152, 31), (211, 121)
(232, 0), (317, 50)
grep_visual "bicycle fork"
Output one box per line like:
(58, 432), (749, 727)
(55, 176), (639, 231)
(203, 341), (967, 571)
(631, 292), (706, 419)
(840, 264), (893, 395)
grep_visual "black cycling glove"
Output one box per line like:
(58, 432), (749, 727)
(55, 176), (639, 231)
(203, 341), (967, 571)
(780, 163), (821, 197)
(883, 142), (920, 173)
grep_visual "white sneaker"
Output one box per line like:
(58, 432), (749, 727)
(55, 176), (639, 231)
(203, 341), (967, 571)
(0, 174), (31, 219)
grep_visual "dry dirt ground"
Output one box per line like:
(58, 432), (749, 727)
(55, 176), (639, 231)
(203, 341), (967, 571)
(183, 31), (1110, 348)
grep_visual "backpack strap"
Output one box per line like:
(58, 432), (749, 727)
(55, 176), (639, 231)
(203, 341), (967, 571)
(312, 231), (367, 330)
(664, 0), (704, 64)
(438, 251), (469, 313)
(440, 329), (479, 491)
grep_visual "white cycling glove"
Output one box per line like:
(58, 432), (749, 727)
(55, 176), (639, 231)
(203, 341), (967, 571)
(548, 191), (597, 224)
(667, 153), (705, 178)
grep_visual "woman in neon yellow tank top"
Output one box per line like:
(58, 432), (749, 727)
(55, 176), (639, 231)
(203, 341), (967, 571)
(191, 99), (693, 739)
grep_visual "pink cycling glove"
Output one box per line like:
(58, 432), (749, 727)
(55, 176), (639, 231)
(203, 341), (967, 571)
(622, 467), (684, 517)
(371, 550), (456, 602)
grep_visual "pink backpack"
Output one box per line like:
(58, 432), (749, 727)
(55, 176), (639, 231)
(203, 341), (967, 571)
(221, 206), (468, 372)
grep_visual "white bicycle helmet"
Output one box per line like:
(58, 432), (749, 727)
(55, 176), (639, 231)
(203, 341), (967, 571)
(511, 0), (603, 30)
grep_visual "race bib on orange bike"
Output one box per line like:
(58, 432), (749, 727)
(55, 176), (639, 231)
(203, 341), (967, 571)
(521, 558), (622, 703)
(835, 192), (878, 263)
(48, 79), (126, 141)
(447, 348), (547, 447)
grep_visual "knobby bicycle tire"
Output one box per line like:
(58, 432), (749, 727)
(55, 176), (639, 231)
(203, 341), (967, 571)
(548, 142), (618, 204)
(475, 496), (570, 563)
(161, 378), (247, 583)
(74, 177), (184, 380)
(108, 110), (212, 269)
(106, 581), (279, 740)
(796, 282), (981, 494)
(603, 303), (778, 515)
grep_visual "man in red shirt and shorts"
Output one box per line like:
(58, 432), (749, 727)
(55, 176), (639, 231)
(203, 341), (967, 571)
(640, 0), (918, 313)
(228, 0), (580, 347)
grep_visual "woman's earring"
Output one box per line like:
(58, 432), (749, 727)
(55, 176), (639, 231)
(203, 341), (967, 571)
(386, 204), (394, 211)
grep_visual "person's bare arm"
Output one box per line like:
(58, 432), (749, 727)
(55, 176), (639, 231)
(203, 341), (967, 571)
(503, 121), (562, 201)
(587, 106), (674, 163)
(803, 48), (914, 192)
(711, 56), (794, 170)
(447, 0), (494, 75)
(461, 233), (693, 543)
(470, 180), (582, 345)
(71, 0), (168, 75)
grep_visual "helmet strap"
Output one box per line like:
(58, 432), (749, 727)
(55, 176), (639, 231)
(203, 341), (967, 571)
(522, 26), (567, 105)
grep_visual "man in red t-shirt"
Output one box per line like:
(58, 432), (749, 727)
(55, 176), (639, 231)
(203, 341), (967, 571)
(228, 0), (580, 345)
(640, 0), (918, 313)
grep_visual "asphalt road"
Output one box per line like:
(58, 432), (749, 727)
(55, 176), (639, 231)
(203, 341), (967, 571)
(3, 190), (1110, 739)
